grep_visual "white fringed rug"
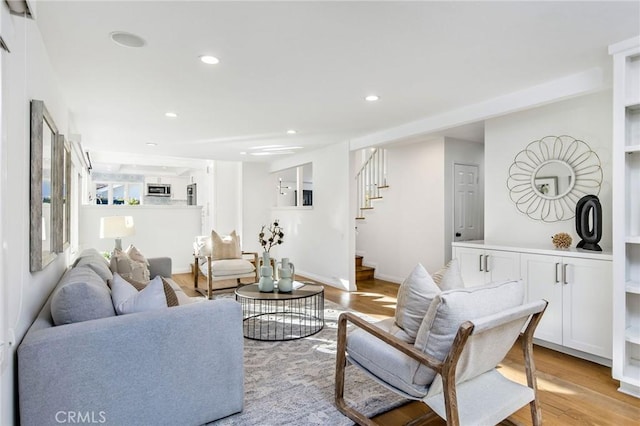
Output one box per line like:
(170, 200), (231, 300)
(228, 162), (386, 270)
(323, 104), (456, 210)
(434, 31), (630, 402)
(209, 297), (409, 425)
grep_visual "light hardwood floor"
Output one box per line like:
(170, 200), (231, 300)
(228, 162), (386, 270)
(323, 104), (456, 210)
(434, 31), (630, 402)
(173, 273), (640, 425)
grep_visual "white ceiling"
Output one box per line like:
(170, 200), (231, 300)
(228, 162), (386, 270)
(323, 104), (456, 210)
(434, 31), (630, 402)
(34, 1), (639, 170)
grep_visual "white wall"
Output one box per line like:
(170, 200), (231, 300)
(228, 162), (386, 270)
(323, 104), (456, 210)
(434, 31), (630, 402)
(241, 162), (273, 253)
(485, 91), (612, 248)
(212, 161), (242, 236)
(0, 11), (72, 425)
(444, 137), (485, 261)
(356, 138), (447, 282)
(79, 206), (202, 273)
(270, 141), (353, 291)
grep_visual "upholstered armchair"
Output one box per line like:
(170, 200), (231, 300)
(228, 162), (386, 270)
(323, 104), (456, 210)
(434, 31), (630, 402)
(335, 265), (547, 426)
(193, 231), (258, 299)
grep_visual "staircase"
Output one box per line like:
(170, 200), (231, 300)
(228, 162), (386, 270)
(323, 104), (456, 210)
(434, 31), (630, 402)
(355, 255), (375, 282)
(355, 148), (388, 220)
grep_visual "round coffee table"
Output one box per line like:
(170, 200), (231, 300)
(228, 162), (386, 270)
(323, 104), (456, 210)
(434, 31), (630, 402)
(235, 283), (324, 341)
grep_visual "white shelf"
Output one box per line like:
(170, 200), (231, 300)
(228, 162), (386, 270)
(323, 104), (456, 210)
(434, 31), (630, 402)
(626, 236), (640, 244)
(627, 281), (640, 294)
(626, 145), (640, 153)
(626, 103), (640, 110)
(626, 326), (640, 344)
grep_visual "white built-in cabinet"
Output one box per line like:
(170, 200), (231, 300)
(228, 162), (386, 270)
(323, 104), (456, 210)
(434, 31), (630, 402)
(520, 254), (612, 359)
(454, 246), (520, 287)
(453, 241), (613, 364)
(610, 36), (640, 398)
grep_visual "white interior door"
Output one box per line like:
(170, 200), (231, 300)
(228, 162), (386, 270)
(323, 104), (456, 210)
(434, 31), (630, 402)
(453, 164), (480, 242)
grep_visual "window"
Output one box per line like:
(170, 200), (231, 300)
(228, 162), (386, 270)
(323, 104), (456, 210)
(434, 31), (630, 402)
(94, 182), (143, 205)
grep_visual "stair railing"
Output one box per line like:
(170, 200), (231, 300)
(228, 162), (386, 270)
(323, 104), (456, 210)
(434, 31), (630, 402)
(355, 148), (387, 219)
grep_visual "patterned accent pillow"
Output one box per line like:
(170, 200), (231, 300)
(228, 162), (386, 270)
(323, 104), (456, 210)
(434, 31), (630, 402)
(394, 263), (441, 341)
(120, 275), (180, 307)
(110, 249), (149, 281)
(431, 258), (464, 291)
(211, 230), (242, 260)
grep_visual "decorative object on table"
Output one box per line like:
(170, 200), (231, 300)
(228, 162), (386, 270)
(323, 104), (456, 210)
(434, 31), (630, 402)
(100, 215), (135, 251)
(575, 194), (603, 251)
(277, 258), (295, 293)
(506, 135), (602, 222)
(258, 219), (284, 273)
(258, 265), (275, 292)
(551, 232), (573, 249)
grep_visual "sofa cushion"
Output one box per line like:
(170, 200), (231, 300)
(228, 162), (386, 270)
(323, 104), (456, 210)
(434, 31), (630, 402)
(212, 230), (242, 260)
(74, 253), (113, 282)
(120, 275), (180, 307)
(431, 258), (464, 291)
(413, 279), (525, 386)
(111, 273), (168, 315)
(50, 266), (116, 325)
(394, 263), (440, 341)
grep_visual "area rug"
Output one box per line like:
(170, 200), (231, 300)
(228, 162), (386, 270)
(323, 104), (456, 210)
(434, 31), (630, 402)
(208, 295), (409, 425)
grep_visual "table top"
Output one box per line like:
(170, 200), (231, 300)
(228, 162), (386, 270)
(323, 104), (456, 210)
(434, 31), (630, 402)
(235, 283), (323, 300)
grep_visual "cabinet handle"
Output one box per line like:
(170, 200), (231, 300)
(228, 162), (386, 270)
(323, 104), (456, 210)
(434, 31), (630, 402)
(479, 254), (483, 272)
(555, 263), (560, 283)
(563, 263), (569, 285)
(485, 255), (490, 272)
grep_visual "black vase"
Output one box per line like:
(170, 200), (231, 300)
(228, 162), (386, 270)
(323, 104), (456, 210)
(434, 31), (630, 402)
(575, 194), (602, 251)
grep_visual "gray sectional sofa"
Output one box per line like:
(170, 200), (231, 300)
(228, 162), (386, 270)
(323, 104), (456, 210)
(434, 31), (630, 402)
(18, 249), (244, 426)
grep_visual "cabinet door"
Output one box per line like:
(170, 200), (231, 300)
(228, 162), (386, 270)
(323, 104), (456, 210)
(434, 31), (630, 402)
(485, 249), (520, 283)
(562, 258), (613, 358)
(453, 247), (485, 287)
(521, 253), (563, 345)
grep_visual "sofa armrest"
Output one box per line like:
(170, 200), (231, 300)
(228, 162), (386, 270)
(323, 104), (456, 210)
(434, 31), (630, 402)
(148, 256), (172, 278)
(18, 299), (244, 426)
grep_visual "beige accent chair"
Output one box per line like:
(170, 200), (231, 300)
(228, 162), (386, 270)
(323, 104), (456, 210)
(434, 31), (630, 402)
(335, 279), (547, 426)
(193, 232), (258, 299)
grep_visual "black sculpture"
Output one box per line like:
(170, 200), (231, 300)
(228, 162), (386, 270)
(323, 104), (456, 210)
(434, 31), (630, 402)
(575, 194), (602, 251)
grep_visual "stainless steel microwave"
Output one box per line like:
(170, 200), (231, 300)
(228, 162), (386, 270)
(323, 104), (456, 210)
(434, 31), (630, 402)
(146, 183), (171, 197)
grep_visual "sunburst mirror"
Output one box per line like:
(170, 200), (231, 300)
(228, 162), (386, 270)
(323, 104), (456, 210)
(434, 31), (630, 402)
(506, 135), (602, 222)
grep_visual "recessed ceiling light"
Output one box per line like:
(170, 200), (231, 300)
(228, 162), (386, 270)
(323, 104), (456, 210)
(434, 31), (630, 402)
(165, 112), (177, 118)
(365, 95), (380, 102)
(263, 146), (303, 152)
(146, 142), (157, 147)
(286, 129), (297, 135)
(200, 55), (220, 65)
(240, 151), (247, 155)
(109, 31), (146, 48)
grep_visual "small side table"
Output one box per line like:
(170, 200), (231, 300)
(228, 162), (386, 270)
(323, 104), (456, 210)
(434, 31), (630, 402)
(235, 284), (324, 341)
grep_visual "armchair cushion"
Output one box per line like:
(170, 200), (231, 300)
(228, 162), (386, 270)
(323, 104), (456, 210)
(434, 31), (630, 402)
(394, 263), (441, 341)
(346, 317), (428, 398)
(212, 230), (242, 260)
(200, 258), (255, 277)
(413, 279), (525, 386)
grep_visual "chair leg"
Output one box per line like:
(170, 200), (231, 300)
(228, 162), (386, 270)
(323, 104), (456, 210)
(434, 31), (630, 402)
(207, 257), (213, 300)
(334, 314), (377, 426)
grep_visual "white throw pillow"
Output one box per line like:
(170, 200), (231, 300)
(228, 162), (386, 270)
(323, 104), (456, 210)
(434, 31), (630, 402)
(432, 258), (464, 291)
(394, 263), (441, 341)
(110, 273), (167, 315)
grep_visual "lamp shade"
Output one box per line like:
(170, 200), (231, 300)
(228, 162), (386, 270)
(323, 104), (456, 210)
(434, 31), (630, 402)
(100, 216), (135, 239)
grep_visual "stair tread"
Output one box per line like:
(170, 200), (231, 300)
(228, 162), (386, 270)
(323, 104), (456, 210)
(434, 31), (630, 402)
(356, 265), (375, 272)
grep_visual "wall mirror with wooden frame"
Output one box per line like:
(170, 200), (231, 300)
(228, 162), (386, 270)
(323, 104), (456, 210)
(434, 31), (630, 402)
(30, 99), (60, 272)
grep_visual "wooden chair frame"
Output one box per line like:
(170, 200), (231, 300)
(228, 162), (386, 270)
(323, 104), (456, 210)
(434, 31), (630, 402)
(193, 252), (259, 299)
(335, 305), (546, 426)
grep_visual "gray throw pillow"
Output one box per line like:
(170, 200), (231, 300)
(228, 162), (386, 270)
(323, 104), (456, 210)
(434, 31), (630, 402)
(50, 266), (116, 326)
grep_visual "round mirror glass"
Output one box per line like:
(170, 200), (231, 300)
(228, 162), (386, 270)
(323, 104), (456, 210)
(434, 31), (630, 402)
(531, 160), (575, 199)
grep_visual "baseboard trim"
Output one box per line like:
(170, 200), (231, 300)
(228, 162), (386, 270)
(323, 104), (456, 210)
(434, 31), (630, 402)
(533, 339), (612, 367)
(372, 272), (403, 284)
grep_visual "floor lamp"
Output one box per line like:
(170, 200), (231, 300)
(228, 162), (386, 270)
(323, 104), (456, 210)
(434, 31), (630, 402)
(100, 216), (135, 252)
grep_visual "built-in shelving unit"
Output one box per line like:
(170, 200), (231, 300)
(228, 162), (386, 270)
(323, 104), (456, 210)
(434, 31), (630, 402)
(610, 35), (640, 398)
